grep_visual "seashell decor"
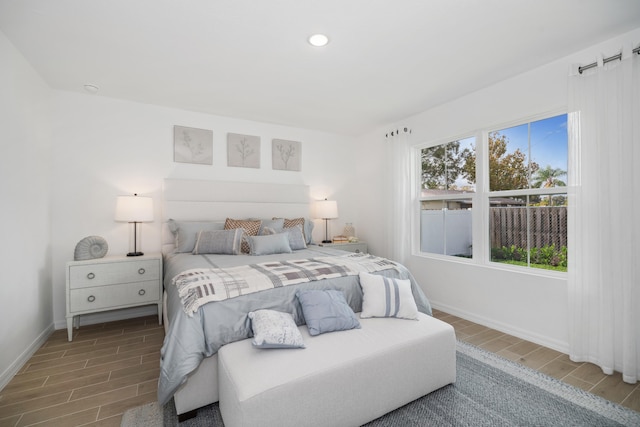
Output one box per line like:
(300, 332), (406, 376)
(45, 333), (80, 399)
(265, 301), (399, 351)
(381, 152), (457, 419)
(74, 236), (109, 261)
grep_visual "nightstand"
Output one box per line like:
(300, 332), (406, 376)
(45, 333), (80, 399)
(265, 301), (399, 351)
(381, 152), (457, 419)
(319, 242), (368, 254)
(65, 253), (163, 341)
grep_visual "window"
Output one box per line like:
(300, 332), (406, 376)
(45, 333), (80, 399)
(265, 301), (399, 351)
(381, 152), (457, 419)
(417, 113), (568, 272)
(419, 137), (475, 258)
(488, 115), (568, 271)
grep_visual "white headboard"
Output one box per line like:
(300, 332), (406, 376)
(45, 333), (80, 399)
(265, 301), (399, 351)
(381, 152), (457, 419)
(162, 179), (312, 253)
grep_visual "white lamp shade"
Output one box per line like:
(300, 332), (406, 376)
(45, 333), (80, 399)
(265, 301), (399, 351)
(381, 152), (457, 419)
(115, 195), (154, 222)
(315, 199), (338, 219)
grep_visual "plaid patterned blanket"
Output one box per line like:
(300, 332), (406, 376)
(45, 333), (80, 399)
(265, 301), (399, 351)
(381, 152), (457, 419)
(173, 253), (399, 316)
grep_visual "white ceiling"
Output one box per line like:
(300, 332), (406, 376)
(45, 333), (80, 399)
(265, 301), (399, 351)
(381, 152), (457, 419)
(1, 0), (639, 136)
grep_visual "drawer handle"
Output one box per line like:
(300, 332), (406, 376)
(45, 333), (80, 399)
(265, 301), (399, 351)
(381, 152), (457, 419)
(138, 289), (146, 296)
(87, 273), (95, 279)
(138, 268), (146, 275)
(87, 295), (96, 303)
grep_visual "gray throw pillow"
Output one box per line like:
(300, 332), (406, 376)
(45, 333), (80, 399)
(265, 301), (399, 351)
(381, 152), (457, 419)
(274, 217), (315, 244)
(261, 227), (277, 235)
(168, 219), (225, 253)
(296, 290), (361, 336)
(248, 310), (305, 349)
(282, 225), (307, 250)
(248, 233), (292, 255)
(257, 218), (285, 235)
(192, 229), (244, 255)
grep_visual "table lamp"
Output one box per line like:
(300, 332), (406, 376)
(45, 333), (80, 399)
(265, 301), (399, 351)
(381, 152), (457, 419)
(115, 194), (154, 256)
(315, 199), (338, 244)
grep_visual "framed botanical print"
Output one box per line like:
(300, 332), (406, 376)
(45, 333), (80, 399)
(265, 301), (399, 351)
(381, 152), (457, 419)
(227, 133), (260, 168)
(272, 139), (301, 171)
(174, 125), (213, 165)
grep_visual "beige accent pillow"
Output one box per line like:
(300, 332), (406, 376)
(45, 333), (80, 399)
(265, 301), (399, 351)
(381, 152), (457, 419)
(224, 218), (262, 253)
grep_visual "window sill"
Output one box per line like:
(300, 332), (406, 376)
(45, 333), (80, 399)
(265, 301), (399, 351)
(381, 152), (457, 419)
(413, 251), (567, 280)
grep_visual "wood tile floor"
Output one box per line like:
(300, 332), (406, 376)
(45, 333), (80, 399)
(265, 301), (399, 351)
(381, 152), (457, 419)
(0, 316), (163, 427)
(1, 311), (638, 426)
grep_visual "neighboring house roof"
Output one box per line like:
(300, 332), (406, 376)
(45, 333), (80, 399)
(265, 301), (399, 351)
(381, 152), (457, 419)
(420, 189), (525, 206)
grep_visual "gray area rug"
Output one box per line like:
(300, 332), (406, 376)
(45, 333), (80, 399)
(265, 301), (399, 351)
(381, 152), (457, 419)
(121, 341), (640, 426)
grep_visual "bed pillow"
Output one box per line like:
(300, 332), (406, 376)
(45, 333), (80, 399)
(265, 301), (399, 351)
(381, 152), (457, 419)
(257, 218), (285, 235)
(248, 310), (305, 349)
(224, 218), (262, 253)
(296, 290), (361, 336)
(274, 217), (315, 244)
(261, 227), (307, 250)
(192, 229), (243, 255)
(248, 233), (292, 255)
(359, 272), (418, 320)
(261, 227), (277, 235)
(282, 225), (307, 250)
(168, 219), (225, 253)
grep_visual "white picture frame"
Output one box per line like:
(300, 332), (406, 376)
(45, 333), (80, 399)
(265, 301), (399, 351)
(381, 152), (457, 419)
(227, 133), (260, 168)
(174, 125), (213, 165)
(272, 139), (301, 171)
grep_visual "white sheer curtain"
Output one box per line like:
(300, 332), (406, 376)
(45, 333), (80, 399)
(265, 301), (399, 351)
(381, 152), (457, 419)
(567, 51), (640, 383)
(385, 127), (412, 264)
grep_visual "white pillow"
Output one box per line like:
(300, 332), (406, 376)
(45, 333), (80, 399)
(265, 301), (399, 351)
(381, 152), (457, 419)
(248, 310), (305, 349)
(359, 272), (418, 320)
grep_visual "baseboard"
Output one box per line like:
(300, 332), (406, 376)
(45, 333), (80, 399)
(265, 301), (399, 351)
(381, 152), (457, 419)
(0, 323), (55, 391)
(53, 305), (159, 330)
(431, 301), (569, 354)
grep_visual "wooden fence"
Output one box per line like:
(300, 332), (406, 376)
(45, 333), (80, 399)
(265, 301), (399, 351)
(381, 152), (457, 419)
(490, 206), (567, 249)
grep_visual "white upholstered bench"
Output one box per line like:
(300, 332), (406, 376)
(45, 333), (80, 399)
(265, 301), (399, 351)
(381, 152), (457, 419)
(218, 312), (456, 427)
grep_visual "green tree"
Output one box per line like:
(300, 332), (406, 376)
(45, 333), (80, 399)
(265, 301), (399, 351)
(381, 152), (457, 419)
(532, 165), (566, 188)
(461, 131), (538, 191)
(421, 141), (464, 189)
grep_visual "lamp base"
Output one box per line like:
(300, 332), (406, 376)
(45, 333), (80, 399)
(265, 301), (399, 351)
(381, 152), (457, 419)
(126, 251), (144, 257)
(322, 240), (332, 244)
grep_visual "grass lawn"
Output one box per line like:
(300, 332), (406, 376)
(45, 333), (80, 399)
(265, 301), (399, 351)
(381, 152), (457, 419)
(495, 259), (567, 272)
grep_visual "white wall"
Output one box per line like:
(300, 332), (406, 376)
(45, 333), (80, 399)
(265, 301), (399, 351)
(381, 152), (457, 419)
(356, 27), (640, 353)
(0, 30), (52, 387)
(49, 92), (359, 327)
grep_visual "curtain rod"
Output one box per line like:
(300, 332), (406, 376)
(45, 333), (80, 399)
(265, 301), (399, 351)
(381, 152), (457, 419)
(579, 45), (640, 74)
(385, 127), (411, 138)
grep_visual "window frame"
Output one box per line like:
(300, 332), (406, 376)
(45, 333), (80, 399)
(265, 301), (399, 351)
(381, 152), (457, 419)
(414, 110), (568, 277)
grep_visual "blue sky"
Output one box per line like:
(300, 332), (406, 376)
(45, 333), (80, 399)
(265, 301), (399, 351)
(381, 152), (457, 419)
(451, 114), (568, 190)
(498, 114), (568, 175)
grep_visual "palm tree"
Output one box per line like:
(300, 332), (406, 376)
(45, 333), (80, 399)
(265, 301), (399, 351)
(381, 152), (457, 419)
(532, 165), (567, 205)
(533, 165), (566, 188)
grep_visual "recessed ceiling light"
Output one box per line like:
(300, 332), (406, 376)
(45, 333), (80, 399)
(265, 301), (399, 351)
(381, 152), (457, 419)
(83, 84), (99, 94)
(308, 34), (329, 47)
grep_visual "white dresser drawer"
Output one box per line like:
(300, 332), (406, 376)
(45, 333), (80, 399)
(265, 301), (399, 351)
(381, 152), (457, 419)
(69, 259), (159, 289)
(69, 280), (160, 313)
(318, 242), (368, 254)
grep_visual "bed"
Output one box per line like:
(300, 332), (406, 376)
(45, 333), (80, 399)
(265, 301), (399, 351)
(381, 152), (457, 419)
(157, 179), (434, 419)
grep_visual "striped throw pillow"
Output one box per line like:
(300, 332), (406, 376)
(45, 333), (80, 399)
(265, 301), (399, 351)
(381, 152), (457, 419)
(358, 272), (418, 320)
(192, 229), (244, 255)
